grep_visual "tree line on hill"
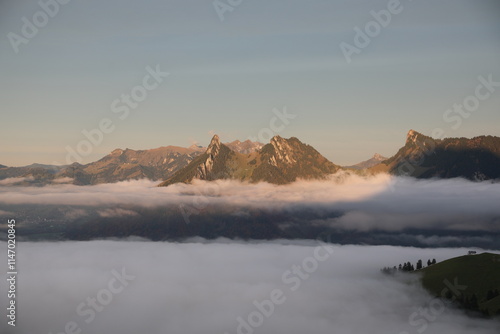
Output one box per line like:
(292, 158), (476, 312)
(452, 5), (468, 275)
(381, 258), (436, 274)
(381, 258), (500, 317)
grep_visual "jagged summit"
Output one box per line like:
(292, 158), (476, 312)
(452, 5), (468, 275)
(3, 130), (500, 186)
(269, 135), (296, 165)
(158, 135), (339, 186)
(0, 137), (264, 186)
(271, 135), (285, 143)
(407, 129), (418, 137)
(406, 129), (420, 143)
(405, 129), (435, 146)
(209, 134), (220, 144)
(206, 135), (222, 156)
(370, 130), (500, 180)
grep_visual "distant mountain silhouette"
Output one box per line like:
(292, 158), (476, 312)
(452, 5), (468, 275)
(344, 153), (387, 170)
(370, 130), (500, 180)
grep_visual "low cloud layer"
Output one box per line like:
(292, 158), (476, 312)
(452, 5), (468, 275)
(0, 173), (392, 207)
(0, 173), (499, 235)
(0, 177), (34, 186)
(97, 208), (139, 218)
(0, 241), (498, 334)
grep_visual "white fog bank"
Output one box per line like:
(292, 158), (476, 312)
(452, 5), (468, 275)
(0, 241), (499, 334)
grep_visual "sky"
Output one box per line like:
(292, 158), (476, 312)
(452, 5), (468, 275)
(1, 0), (500, 166)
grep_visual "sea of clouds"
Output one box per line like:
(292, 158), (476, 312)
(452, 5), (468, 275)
(0, 173), (499, 234)
(0, 240), (499, 334)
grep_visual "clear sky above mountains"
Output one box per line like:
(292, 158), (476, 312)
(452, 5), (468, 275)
(1, 0), (499, 166)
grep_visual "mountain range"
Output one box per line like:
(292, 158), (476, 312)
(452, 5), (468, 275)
(0, 140), (262, 185)
(1, 130), (499, 186)
(344, 153), (387, 170)
(158, 135), (339, 186)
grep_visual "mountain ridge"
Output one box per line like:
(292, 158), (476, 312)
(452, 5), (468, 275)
(158, 135), (340, 186)
(370, 129), (500, 180)
(1, 130), (499, 185)
(344, 153), (388, 170)
(0, 139), (263, 185)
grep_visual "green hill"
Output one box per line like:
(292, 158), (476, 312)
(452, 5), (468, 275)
(419, 252), (500, 316)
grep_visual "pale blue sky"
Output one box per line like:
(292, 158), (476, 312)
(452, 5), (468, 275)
(1, 0), (499, 166)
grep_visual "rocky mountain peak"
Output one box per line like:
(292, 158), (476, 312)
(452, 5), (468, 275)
(270, 135), (290, 151)
(159, 135), (339, 186)
(269, 136), (296, 165)
(405, 130), (436, 151)
(111, 148), (124, 155)
(406, 129), (432, 145)
(206, 135), (221, 156)
(271, 135), (285, 144)
(406, 129), (419, 142)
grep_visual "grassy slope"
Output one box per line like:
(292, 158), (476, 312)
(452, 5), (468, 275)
(419, 252), (500, 315)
